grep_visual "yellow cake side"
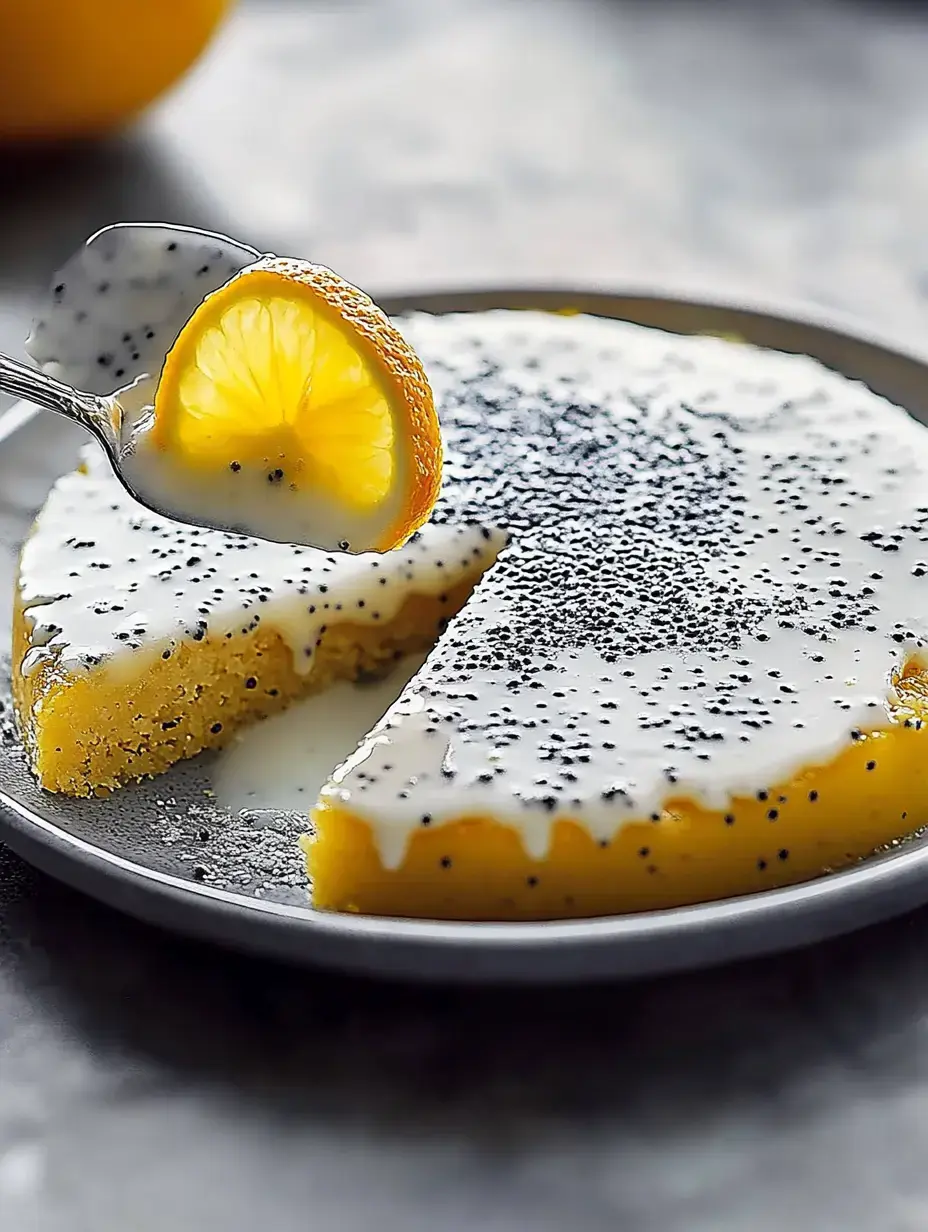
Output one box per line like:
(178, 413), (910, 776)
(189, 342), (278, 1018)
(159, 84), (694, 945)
(13, 573), (482, 797)
(305, 718), (928, 920)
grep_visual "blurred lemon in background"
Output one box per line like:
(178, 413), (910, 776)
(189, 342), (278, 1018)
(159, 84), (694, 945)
(0, 0), (233, 142)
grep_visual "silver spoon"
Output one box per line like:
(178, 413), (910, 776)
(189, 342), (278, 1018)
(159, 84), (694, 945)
(0, 223), (357, 546)
(0, 351), (235, 535)
(0, 352), (377, 554)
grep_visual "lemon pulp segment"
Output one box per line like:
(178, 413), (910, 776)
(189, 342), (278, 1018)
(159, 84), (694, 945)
(170, 294), (395, 510)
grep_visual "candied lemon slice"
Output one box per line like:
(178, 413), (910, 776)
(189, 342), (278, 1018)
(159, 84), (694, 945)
(148, 256), (442, 552)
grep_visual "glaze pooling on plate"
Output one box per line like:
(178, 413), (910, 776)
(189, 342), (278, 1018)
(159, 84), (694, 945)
(214, 651), (428, 815)
(319, 310), (928, 866)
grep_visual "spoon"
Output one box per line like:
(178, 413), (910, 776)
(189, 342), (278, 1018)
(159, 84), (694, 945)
(0, 351), (390, 554)
(0, 351), (230, 535)
(0, 222), (353, 547)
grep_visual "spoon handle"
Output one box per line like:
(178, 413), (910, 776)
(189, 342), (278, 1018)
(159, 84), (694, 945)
(0, 352), (118, 449)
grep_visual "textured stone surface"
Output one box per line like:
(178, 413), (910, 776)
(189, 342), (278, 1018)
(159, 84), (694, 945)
(4, 0), (928, 1228)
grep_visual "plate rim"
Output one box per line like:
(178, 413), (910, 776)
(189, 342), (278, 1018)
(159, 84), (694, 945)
(3, 284), (928, 982)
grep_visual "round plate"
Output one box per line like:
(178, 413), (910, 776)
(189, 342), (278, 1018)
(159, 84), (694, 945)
(3, 288), (928, 984)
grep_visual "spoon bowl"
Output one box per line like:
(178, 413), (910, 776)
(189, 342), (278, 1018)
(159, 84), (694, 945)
(0, 353), (246, 538)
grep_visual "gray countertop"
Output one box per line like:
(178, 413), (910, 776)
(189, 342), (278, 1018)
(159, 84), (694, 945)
(3, 1), (928, 1228)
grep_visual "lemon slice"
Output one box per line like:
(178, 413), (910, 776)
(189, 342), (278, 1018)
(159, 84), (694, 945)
(145, 256), (442, 552)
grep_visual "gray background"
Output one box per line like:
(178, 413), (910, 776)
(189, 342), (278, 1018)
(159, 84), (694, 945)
(3, 1), (928, 1228)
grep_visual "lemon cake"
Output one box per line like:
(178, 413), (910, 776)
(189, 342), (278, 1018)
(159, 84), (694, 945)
(15, 270), (928, 918)
(301, 310), (928, 919)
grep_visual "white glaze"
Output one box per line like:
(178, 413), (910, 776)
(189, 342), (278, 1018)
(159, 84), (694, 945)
(17, 444), (502, 682)
(315, 311), (928, 868)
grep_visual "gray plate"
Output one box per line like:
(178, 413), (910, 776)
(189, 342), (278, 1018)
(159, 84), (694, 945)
(3, 288), (928, 984)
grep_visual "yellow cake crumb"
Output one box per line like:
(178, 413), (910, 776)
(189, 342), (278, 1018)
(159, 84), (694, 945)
(305, 717), (928, 919)
(13, 575), (481, 797)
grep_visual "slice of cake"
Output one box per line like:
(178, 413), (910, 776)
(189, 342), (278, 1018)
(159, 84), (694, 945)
(13, 446), (503, 795)
(303, 311), (928, 918)
(16, 221), (472, 798)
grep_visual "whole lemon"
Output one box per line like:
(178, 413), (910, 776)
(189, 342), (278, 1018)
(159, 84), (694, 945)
(0, 0), (233, 142)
